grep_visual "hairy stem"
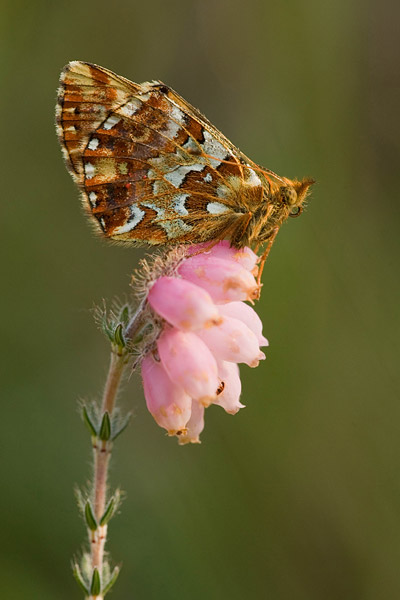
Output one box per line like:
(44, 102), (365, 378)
(76, 303), (145, 599)
(89, 348), (127, 595)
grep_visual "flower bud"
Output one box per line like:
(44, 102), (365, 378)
(148, 276), (221, 331)
(157, 328), (220, 405)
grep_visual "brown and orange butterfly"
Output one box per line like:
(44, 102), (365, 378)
(56, 61), (314, 277)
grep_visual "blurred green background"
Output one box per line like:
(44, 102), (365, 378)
(2, 0), (400, 598)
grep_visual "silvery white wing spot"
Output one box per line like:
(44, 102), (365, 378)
(56, 61), (314, 270)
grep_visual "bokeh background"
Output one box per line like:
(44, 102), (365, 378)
(2, 0), (400, 598)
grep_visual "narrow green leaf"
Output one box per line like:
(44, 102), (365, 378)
(90, 567), (101, 596)
(72, 563), (88, 594)
(119, 305), (130, 325)
(111, 413), (131, 441)
(103, 566), (120, 595)
(85, 501), (98, 531)
(100, 496), (116, 526)
(102, 315), (114, 341)
(82, 405), (98, 437)
(81, 552), (92, 581)
(99, 412), (111, 441)
(114, 323), (125, 348)
(102, 560), (111, 584)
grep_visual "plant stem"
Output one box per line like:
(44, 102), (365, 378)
(90, 348), (127, 596)
(76, 304), (145, 598)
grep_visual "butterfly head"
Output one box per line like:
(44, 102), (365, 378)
(274, 177), (315, 218)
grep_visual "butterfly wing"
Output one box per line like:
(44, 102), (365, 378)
(57, 61), (265, 245)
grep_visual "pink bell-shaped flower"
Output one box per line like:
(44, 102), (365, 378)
(148, 276), (221, 331)
(177, 400), (205, 445)
(196, 315), (266, 367)
(178, 254), (259, 303)
(214, 361), (244, 415)
(187, 240), (258, 272)
(157, 328), (220, 406)
(139, 241), (268, 444)
(141, 353), (192, 436)
(218, 301), (269, 346)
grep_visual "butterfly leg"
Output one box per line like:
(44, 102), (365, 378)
(256, 226), (280, 290)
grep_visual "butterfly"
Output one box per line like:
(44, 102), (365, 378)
(56, 61), (314, 277)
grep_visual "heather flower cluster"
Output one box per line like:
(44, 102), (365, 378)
(141, 241), (268, 444)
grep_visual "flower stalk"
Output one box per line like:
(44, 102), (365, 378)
(90, 350), (125, 576)
(74, 306), (135, 599)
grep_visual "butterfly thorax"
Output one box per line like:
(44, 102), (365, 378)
(231, 176), (312, 248)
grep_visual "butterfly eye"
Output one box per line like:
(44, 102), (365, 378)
(289, 206), (302, 218)
(279, 185), (297, 206)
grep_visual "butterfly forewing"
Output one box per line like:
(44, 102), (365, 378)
(56, 62), (142, 179)
(57, 61), (266, 245)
